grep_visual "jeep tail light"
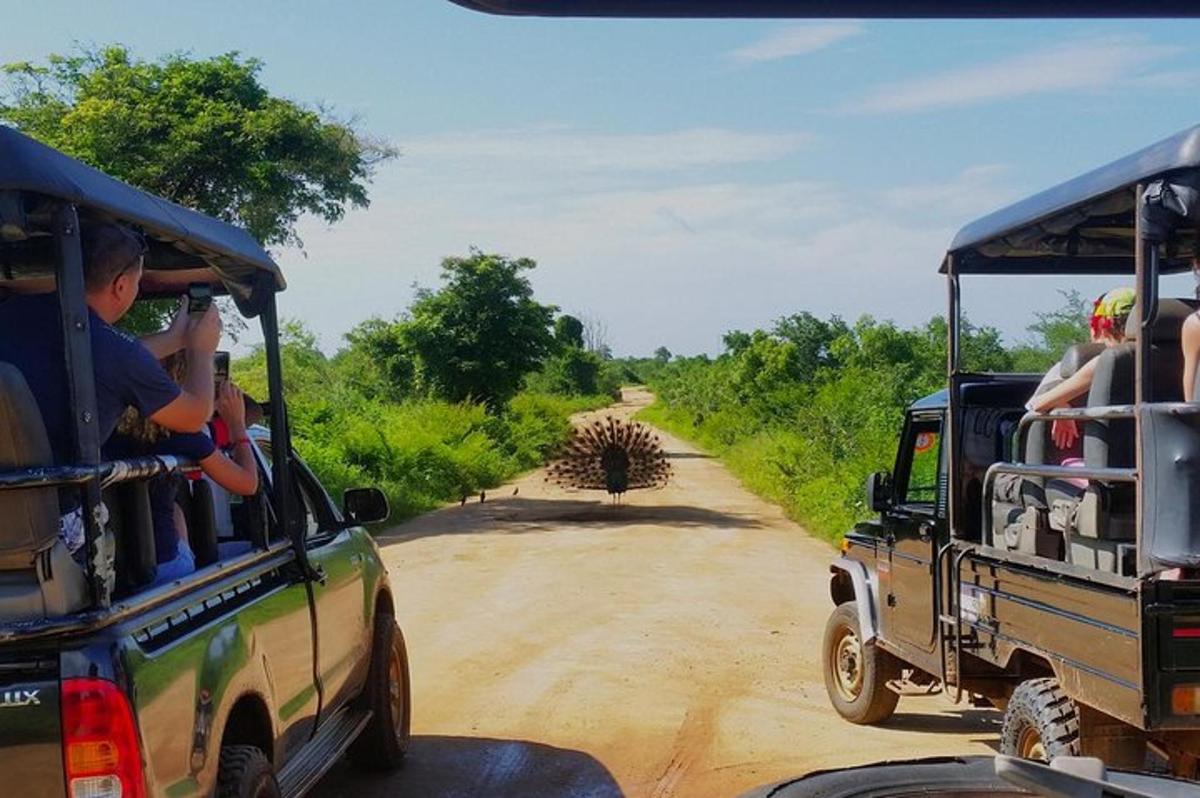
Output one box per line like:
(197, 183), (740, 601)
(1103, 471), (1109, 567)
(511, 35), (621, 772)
(1171, 685), (1200, 715)
(61, 677), (145, 798)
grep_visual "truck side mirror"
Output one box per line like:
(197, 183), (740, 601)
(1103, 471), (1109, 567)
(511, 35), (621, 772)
(866, 471), (892, 513)
(344, 487), (390, 525)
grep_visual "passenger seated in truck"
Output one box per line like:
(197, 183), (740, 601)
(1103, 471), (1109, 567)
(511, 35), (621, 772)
(107, 359), (258, 584)
(0, 222), (222, 557)
(1027, 287), (1135, 451)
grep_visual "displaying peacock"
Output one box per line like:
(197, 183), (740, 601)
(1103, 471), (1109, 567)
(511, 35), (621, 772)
(547, 416), (671, 502)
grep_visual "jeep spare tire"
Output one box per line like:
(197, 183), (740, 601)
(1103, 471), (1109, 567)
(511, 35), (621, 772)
(822, 601), (900, 724)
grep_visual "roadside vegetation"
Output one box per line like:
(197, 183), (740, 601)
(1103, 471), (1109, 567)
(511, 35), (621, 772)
(232, 251), (623, 521)
(632, 295), (1090, 543)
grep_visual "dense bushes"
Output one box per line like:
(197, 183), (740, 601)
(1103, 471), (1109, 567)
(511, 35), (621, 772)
(233, 322), (610, 522)
(230, 250), (617, 525)
(637, 301), (1085, 544)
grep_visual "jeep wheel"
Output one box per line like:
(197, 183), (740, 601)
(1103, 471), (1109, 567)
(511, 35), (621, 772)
(822, 601), (900, 724)
(217, 745), (280, 798)
(1000, 678), (1081, 761)
(350, 613), (411, 770)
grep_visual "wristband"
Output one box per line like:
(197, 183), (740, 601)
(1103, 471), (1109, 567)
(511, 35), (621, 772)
(233, 438), (252, 447)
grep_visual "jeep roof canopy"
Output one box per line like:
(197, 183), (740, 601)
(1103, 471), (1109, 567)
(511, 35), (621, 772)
(944, 124), (1200, 276)
(0, 126), (285, 317)
(447, 0), (1200, 17)
(0, 127), (300, 617)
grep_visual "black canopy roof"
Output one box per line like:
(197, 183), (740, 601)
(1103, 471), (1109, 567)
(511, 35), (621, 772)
(0, 126), (284, 313)
(944, 125), (1200, 276)
(449, 0), (1200, 17)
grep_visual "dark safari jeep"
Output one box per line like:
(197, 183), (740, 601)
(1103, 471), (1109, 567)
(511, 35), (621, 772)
(823, 124), (1200, 777)
(0, 128), (411, 797)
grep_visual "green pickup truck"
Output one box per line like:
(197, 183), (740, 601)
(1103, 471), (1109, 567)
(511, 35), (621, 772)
(0, 127), (411, 797)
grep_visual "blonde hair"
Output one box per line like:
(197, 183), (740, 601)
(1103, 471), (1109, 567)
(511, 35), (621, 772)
(116, 352), (187, 443)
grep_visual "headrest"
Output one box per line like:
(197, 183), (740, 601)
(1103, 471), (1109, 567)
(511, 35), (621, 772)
(1059, 342), (1106, 378)
(1125, 298), (1199, 343)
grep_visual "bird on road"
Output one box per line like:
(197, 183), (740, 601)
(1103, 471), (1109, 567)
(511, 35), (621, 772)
(547, 416), (671, 504)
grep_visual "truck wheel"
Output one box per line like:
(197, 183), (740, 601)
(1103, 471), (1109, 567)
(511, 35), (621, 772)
(350, 613), (411, 770)
(822, 601), (899, 724)
(217, 745), (280, 798)
(1000, 678), (1081, 761)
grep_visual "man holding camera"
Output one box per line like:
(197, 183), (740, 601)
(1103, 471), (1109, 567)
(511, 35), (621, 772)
(0, 221), (222, 465)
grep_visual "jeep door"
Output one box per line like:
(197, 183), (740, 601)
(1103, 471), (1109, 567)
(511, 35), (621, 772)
(882, 411), (943, 654)
(291, 458), (372, 715)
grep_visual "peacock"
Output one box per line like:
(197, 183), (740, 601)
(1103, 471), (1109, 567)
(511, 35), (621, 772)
(547, 416), (671, 502)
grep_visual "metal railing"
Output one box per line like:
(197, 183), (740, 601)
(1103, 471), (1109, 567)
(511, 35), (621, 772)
(0, 455), (198, 493)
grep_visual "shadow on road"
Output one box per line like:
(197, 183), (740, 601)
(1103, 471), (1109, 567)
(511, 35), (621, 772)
(882, 707), (1001, 737)
(310, 735), (624, 798)
(664, 450), (711, 460)
(375, 496), (763, 543)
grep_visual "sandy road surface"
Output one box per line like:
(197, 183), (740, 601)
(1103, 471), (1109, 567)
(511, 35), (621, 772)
(312, 388), (997, 797)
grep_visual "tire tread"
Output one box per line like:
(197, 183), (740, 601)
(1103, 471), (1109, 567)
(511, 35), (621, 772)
(1000, 677), (1081, 759)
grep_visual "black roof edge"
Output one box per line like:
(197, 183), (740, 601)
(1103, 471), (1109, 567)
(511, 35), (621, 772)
(943, 124), (1200, 276)
(0, 126), (284, 315)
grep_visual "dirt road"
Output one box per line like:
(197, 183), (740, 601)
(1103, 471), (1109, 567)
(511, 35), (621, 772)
(312, 388), (997, 797)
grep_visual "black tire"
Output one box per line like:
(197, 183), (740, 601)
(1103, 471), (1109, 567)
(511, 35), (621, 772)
(822, 601), (900, 724)
(999, 678), (1081, 761)
(350, 613), (412, 770)
(217, 745), (280, 798)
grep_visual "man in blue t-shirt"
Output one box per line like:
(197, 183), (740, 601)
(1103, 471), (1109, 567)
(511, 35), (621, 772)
(0, 222), (223, 554)
(0, 222), (222, 464)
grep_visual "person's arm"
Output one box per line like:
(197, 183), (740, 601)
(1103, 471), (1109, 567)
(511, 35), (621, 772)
(139, 297), (188, 359)
(199, 381), (258, 496)
(1032, 356), (1102, 451)
(1030, 356), (1100, 414)
(1183, 315), (1200, 402)
(149, 305), (220, 432)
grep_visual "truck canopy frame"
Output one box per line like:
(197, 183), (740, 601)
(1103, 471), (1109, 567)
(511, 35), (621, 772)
(0, 126), (301, 615)
(942, 122), (1200, 577)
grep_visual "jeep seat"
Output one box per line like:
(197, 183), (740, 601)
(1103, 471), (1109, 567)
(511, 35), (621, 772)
(1061, 298), (1195, 572)
(992, 342), (1104, 558)
(0, 363), (88, 619)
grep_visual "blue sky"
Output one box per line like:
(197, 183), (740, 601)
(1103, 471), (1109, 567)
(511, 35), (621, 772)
(5, 2), (1200, 355)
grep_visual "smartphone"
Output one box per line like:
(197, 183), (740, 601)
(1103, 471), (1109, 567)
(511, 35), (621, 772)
(214, 351), (230, 397)
(187, 282), (213, 315)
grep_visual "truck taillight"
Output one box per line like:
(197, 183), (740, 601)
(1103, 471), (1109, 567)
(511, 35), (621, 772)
(1171, 685), (1200, 715)
(61, 678), (145, 798)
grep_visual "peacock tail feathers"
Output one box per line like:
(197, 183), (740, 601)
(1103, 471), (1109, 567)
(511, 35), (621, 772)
(546, 416), (671, 495)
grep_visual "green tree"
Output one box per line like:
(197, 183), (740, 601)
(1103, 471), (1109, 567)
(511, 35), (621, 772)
(528, 348), (603, 396)
(399, 250), (556, 406)
(341, 317), (417, 402)
(554, 315), (585, 350)
(0, 46), (395, 248)
(772, 312), (848, 381)
(653, 346), (672, 364)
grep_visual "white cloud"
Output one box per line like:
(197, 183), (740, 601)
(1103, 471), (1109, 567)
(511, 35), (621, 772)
(403, 126), (811, 174)
(728, 22), (864, 63)
(844, 36), (1181, 114)
(265, 139), (1020, 359)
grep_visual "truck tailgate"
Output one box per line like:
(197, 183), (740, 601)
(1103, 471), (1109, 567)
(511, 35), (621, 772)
(0, 654), (64, 795)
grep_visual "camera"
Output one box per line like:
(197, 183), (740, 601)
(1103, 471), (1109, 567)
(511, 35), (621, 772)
(187, 282), (213, 315)
(214, 351), (230, 396)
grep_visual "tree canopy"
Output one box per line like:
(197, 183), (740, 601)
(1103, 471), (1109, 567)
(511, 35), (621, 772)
(347, 251), (557, 407)
(0, 46), (395, 248)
